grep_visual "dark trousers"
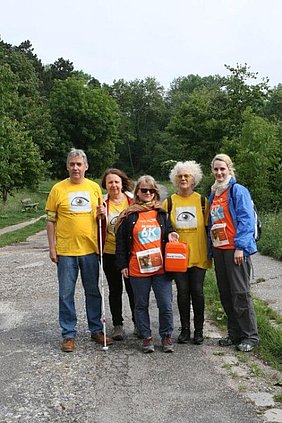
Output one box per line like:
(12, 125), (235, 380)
(174, 267), (206, 332)
(130, 273), (174, 339)
(213, 248), (259, 342)
(103, 253), (135, 326)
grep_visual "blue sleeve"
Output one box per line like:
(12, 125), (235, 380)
(231, 185), (255, 251)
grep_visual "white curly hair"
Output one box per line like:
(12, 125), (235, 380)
(169, 160), (203, 188)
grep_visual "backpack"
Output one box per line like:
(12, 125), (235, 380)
(230, 183), (262, 241)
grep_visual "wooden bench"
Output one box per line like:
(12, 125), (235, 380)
(21, 198), (39, 212)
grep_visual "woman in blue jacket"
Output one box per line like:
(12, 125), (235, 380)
(208, 154), (259, 352)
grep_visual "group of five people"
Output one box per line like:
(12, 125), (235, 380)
(45, 148), (259, 354)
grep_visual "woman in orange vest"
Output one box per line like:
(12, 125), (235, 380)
(116, 175), (178, 353)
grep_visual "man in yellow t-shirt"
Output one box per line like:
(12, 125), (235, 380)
(46, 148), (113, 352)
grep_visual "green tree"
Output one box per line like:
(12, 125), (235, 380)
(164, 88), (225, 171)
(0, 39), (56, 161)
(223, 108), (281, 211)
(222, 63), (270, 137)
(109, 77), (167, 176)
(0, 117), (46, 203)
(49, 76), (120, 178)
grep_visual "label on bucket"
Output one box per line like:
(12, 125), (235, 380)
(166, 253), (186, 259)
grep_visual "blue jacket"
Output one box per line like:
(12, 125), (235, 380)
(208, 177), (257, 257)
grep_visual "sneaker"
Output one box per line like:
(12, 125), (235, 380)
(62, 338), (75, 352)
(219, 336), (240, 347)
(162, 336), (174, 353)
(112, 325), (124, 341)
(143, 337), (155, 353)
(91, 331), (113, 345)
(177, 328), (190, 344)
(193, 331), (204, 345)
(237, 339), (258, 352)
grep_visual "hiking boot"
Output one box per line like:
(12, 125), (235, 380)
(237, 339), (258, 352)
(91, 332), (113, 345)
(219, 336), (240, 347)
(143, 337), (155, 353)
(177, 328), (190, 344)
(162, 336), (174, 353)
(61, 338), (75, 352)
(193, 330), (204, 345)
(134, 325), (142, 339)
(112, 325), (124, 341)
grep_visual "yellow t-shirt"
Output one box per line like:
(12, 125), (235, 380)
(45, 178), (103, 256)
(162, 193), (212, 269)
(104, 197), (129, 254)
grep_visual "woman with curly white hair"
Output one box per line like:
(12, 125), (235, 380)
(162, 161), (212, 345)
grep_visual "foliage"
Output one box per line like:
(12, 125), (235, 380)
(205, 270), (282, 371)
(258, 212), (282, 260)
(223, 108), (282, 211)
(1, 36), (282, 213)
(109, 77), (168, 177)
(49, 76), (121, 178)
(0, 117), (47, 202)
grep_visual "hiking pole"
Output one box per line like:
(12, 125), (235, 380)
(98, 199), (109, 351)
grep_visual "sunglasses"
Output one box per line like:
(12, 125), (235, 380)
(177, 174), (192, 180)
(140, 188), (156, 194)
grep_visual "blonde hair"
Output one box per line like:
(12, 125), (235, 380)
(169, 161), (203, 188)
(211, 154), (235, 176)
(134, 175), (161, 202)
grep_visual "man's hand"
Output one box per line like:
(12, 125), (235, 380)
(49, 247), (58, 263)
(96, 204), (106, 219)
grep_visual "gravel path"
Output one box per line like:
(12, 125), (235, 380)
(0, 230), (281, 423)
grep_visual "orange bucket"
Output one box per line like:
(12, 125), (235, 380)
(165, 242), (188, 272)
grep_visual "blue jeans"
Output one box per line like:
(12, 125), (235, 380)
(130, 273), (173, 339)
(57, 254), (102, 339)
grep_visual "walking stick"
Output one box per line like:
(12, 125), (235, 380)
(98, 198), (109, 351)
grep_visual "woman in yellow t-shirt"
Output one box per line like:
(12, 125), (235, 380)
(98, 168), (135, 341)
(162, 161), (211, 345)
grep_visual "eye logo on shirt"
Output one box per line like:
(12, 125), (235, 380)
(69, 191), (92, 213)
(175, 206), (197, 229)
(107, 213), (119, 234)
(71, 196), (89, 207)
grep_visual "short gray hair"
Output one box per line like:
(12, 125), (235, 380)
(67, 148), (88, 166)
(169, 161), (203, 188)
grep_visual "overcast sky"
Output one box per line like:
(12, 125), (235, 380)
(1, 0), (281, 88)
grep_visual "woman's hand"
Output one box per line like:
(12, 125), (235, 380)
(168, 232), (179, 242)
(234, 249), (244, 265)
(121, 268), (129, 278)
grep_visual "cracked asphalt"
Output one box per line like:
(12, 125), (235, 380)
(0, 229), (281, 423)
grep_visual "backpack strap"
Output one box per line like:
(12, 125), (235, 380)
(167, 195), (172, 215)
(201, 195), (205, 214)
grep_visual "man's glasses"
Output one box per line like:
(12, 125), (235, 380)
(140, 188), (156, 194)
(177, 174), (192, 180)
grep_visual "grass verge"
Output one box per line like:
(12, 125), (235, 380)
(205, 269), (282, 372)
(0, 218), (46, 248)
(258, 212), (282, 260)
